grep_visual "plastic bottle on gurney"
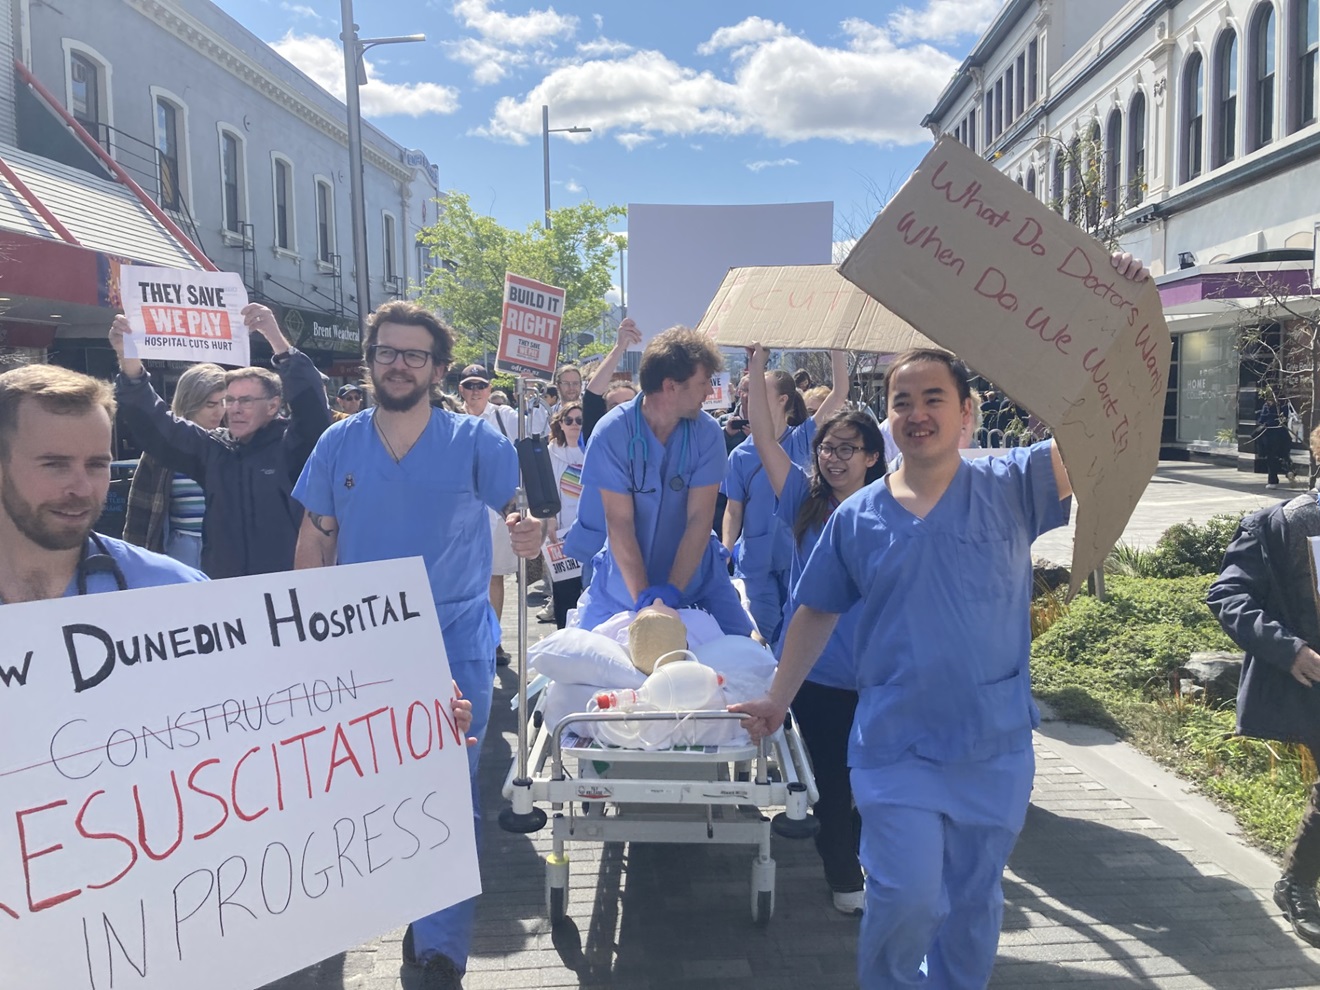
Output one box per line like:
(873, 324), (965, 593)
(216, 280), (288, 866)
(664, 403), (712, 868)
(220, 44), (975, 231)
(595, 658), (724, 713)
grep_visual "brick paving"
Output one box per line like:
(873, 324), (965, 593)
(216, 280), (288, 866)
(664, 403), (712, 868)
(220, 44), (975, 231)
(261, 463), (1320, 989)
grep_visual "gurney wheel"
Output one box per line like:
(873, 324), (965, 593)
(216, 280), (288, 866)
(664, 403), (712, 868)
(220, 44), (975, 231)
(752, 889), (773, 927)
(548, 885), (567, 927)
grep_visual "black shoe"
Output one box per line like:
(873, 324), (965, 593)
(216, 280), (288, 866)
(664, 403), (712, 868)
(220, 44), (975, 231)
(1274, 877), (1320, 947)
(495, 646), (511, 667)
(401, 928), (464, 989)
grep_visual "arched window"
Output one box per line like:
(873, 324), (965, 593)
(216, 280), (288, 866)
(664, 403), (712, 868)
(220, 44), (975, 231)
(1249, 3), (1277, 149)
(1128, 92), (1147, 204)
(1292, 0), (1318, 129)
(1105, 109), (1123, 216)
(1181, 52), (1206, 181)
(1085, 122), (1102, 227)
(1213, 30), (1239, 167)
(1051, 149), (1066, 213)
(1067, 137), (1081, 221)
(1026, 167), (1037, 196)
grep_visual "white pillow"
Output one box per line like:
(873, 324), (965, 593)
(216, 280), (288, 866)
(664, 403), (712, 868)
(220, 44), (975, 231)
(540, 681), (605, 736)
(691, 635), (778, 705)
(528, 628), (646, 688)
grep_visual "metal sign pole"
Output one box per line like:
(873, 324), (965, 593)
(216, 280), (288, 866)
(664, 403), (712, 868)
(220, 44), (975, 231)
(500, 375), (546, 833)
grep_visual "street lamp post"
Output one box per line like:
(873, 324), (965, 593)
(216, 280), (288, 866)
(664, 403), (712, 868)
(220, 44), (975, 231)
(340, 0), (424, 336)
(541, 104), (591, 230)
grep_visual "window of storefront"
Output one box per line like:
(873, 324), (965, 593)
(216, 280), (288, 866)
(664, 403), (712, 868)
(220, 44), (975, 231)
(1177, 326), (1239, 444)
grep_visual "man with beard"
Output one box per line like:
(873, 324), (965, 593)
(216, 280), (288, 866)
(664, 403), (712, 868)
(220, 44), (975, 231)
(291, 300), (540, 990)
(109, 305), (330, 577)
(0, 365), (204, 604)
(566, 326), (752, 634)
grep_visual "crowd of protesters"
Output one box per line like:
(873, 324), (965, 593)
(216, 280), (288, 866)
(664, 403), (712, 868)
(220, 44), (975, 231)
(0, 254), (1190, 990)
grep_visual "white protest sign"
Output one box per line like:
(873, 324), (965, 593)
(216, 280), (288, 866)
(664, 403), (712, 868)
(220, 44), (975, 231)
(542, 542), (583, 584)
(703, 372), (730, 411)
(119, 266), (251, 367)
(0, 559), (477, 990)
(839, 137), (1172, 595)
(496, 273), (565, 382)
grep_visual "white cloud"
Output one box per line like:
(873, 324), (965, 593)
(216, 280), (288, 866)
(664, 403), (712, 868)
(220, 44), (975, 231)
(443, 36), (524, 85)
(451, 0), (577, 46)
(616, 133), (654, 151)
(577, 37), (632, 57)
(746, 158), (799, 172)
(478, 20), (957, 147)
(697, 16), (791, 57)
(832, 239), (857, 264)
(271, 33), (460, 117)
(564, 178), (584, 193)
(888, 0), (1003, 43)
(280, 2), (320, 20)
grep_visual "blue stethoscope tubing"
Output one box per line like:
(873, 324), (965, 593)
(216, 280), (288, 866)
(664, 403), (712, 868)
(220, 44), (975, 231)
(628, 397), (691, 494)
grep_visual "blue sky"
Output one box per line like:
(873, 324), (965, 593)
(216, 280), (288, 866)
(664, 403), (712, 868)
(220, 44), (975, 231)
(216, 0), (1002, 245)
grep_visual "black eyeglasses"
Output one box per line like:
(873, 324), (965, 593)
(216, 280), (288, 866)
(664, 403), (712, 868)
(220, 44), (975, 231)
(368, 345), (432, 368)
(818, 443), (860, 461)
(562, 416), (583, 425)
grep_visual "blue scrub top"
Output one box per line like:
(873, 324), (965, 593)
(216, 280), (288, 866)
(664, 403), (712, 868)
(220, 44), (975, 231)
(796, 441), (1070, 768)
(775, 467), (858, 690)
(56, 535), (207, 598)
(293, 408), (519, 663)
(724, 420), (816, 579)
(571, 395), (728, 622)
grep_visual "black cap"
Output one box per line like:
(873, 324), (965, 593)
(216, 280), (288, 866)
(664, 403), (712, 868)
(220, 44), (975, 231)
(459, 364), (491, 385)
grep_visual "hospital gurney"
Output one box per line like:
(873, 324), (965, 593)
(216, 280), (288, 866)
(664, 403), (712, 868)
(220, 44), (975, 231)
(500, 697), (820, 927)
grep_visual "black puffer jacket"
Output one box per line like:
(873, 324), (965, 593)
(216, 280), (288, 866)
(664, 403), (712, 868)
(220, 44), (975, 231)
(1207, 494), (1320, 743)
(115, 349), (331, 578)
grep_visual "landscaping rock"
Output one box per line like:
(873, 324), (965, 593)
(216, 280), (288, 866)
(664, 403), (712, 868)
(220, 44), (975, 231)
(1175, 651), (1245, 705)
(1033, 558), (1071, 594)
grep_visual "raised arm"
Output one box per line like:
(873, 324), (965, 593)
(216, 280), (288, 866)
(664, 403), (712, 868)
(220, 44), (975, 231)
(587, 319), (643, 395)
(744, 345), (792, 498)
(813, 350), (851, 426)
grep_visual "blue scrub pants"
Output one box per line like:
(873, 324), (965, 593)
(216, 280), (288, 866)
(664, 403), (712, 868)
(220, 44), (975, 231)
(408, 653), (495, 972)
(743, 567), (788, 644)
(852, 747), (1033, 990)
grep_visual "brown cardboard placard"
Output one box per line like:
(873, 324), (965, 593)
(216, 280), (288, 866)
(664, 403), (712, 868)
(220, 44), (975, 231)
(696, 263), (937, 353)
(839, 136), (1172, 596)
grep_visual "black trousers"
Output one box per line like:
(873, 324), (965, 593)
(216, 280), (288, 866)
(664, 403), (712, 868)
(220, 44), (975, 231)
(1285, 740), (1320, 884)
(792, 678), (864, 892)
(551, 576), (583, 629)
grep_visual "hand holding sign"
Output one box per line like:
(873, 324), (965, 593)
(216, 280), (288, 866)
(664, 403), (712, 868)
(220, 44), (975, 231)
(117, 265), (253, 367)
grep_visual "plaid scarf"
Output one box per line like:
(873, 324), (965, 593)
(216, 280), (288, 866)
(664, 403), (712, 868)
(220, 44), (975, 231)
(122, 452), (173, 552)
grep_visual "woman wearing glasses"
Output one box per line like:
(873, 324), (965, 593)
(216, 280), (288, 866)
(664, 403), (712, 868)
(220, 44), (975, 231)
(740, 344), (885, 916)
(539, 401), (586, 627)
(122, 362), (227, 571)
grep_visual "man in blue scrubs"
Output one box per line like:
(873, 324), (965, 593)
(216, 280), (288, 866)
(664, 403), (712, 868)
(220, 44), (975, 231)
(568, 326), (752, 635)
(0, 365), (204, 604)
(292, 301), (541, 990)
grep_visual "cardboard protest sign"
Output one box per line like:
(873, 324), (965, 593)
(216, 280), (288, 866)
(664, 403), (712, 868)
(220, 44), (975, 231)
(496, 273), (565, 381)
(542, 541), (583, 584)
(119, 265), (250, 367)
(696, 264), (937, 353)
(0, 560), (478, 990)
(703, 371), (730, 411)
(839, 136), (1172, 595)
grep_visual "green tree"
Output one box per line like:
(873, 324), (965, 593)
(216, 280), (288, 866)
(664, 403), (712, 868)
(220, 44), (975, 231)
(416, 191), (625, 365)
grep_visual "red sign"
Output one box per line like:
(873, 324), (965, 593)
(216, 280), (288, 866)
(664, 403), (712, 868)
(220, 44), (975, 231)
(496, 272), (565, 381)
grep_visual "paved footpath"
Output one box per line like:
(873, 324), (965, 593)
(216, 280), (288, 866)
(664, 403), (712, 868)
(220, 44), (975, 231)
(262, 463), (1320, 990)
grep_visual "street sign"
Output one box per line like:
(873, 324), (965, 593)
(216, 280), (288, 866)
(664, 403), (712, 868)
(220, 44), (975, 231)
(496, 272), (565, 382)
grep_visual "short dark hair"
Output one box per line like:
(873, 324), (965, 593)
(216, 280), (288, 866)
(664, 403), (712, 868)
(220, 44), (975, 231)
(0, 364), (115, 460)
(225, 366), (282, 399)
(638, 327), (723, 395)
(366, 301), (453, 366)
(884, 348), (972, 405)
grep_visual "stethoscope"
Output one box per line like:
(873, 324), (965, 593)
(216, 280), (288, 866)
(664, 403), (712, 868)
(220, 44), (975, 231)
(627, 397), (692, 494)
(77, 533), (128, 595)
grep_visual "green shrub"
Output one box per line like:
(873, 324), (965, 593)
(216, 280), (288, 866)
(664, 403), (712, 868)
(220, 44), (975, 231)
(1142, 513), (1245, 578)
